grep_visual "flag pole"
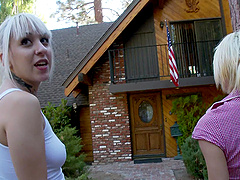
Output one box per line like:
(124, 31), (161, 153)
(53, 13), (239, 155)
(165, 19), (179, 87)
(165, 19), (172, 84)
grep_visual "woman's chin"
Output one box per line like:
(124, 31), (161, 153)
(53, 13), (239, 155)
(38, 75), (50, 82)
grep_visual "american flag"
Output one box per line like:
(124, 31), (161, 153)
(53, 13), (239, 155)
(166, 21), (179, 87)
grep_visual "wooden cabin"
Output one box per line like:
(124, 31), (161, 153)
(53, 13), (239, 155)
(60, 0), (232, 164)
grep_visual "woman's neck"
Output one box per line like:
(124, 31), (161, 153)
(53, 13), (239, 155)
(10, 73), (38, 95)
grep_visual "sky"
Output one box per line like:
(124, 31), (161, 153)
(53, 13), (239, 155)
(35, 0), (126, 30)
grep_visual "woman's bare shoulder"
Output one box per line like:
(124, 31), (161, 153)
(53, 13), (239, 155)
(1, 90), (40, 107)
(0, 90), (42, 125)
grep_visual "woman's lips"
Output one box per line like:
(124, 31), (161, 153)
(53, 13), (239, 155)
(34, 59), (49, 70)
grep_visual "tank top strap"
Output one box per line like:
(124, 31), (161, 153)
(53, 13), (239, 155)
(0, 88), (22, 100)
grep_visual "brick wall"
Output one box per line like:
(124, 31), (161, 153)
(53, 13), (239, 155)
(89, 56), (132, 164)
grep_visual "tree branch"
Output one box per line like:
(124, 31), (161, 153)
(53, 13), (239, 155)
(102, 7), (120, 17)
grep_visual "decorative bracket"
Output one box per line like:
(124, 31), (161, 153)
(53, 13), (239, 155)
(185, 0), (200, 13)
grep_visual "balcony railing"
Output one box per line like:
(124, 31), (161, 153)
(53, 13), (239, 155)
(108, 40), (219, 84)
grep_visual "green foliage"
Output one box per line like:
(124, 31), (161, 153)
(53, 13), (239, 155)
(43, 99), (88, 179)
(58, 126), (87, 178)
(181, 136), (208, 180)
(65, 174), (89, 180)
(43, 99), (72, 133)
(0, 0), (12, 22)
(171, 95), (206, 148)
(171, 94), (226, 179)
(0, 0), (34, 23)
(171, 94), (211, 179)
(211, 94), (227, 106)
(52, 0), (133, 25)
(52, 0), (95, 24)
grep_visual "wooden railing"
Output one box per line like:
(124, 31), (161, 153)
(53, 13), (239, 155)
(108, 40), (219, 84)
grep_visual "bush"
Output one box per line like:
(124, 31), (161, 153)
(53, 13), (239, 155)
(171, 93), (226, 179)
(181, 136), (208, 179)
(171, 95), (206, 148)
(58, 126), (87, 178)
(65, 175), (89, 180)
(43, 99), (71, 133)
(42, 99), (88, 179)
(171, 95), (208, 179)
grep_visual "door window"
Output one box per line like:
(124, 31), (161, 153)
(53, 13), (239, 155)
(138, 100), (153, 123)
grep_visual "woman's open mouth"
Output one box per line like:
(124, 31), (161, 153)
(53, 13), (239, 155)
(34, 59), (49, 70)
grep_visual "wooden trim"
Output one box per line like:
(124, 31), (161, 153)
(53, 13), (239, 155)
(71, 74), (91, 97)
(220, 0), (232, 34)
(109, 76), (215, 94)
(72, 89), (82, 98)
(160, 90), (166, 157)
(64, 0), (150, 97)
(78, 73), (92, 86)
(64, 75), (79, 97)
(219, 0), (226, 35)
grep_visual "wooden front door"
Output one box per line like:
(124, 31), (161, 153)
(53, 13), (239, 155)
(130, 92), (164, 157)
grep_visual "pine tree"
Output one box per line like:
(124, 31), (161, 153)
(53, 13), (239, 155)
(43, 99), (88, 179)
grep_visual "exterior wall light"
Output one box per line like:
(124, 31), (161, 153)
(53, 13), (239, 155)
(160, 21), (164, 28)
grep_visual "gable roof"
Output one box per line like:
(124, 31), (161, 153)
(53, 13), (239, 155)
(63, 0), (153, 97)
(37, 22), (112, 107)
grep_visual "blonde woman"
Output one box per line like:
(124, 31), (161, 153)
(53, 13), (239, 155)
(192, 31), (240, 179)
(0, 13), (66, 179)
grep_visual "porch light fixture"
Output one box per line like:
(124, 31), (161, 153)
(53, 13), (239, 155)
(160, 21), (164, 28)
(72, 103), (77, 112)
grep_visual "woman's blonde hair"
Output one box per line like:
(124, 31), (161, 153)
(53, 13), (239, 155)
(0, 13), (54, 84)
(213, 31), (240, 94)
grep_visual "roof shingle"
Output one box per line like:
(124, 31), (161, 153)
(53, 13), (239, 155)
(38, 22), (113, 107)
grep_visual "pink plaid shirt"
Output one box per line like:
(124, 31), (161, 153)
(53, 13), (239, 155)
(192, 90), (240, 179)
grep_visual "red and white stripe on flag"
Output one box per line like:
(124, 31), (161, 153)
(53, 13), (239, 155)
(166, 22), (179, 87)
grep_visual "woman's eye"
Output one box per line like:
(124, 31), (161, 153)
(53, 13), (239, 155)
(41, 38), (49, 45)
(21, 38), (31, 46)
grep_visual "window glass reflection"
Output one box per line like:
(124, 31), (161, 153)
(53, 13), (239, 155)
(138, 101), (153, 123)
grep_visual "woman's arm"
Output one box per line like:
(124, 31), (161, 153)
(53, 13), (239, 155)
(5, 91), (47, 180)
(199, 140), (229, 180)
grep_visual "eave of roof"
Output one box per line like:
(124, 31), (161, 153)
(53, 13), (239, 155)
(63, 0), (151, 96)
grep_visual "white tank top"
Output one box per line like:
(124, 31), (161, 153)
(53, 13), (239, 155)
(0, 88), (66, 180)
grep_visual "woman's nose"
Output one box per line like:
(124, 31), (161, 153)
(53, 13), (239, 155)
(34, 41), (47, 55)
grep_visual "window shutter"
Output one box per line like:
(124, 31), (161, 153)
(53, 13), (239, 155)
(124, 12), (159, 82)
